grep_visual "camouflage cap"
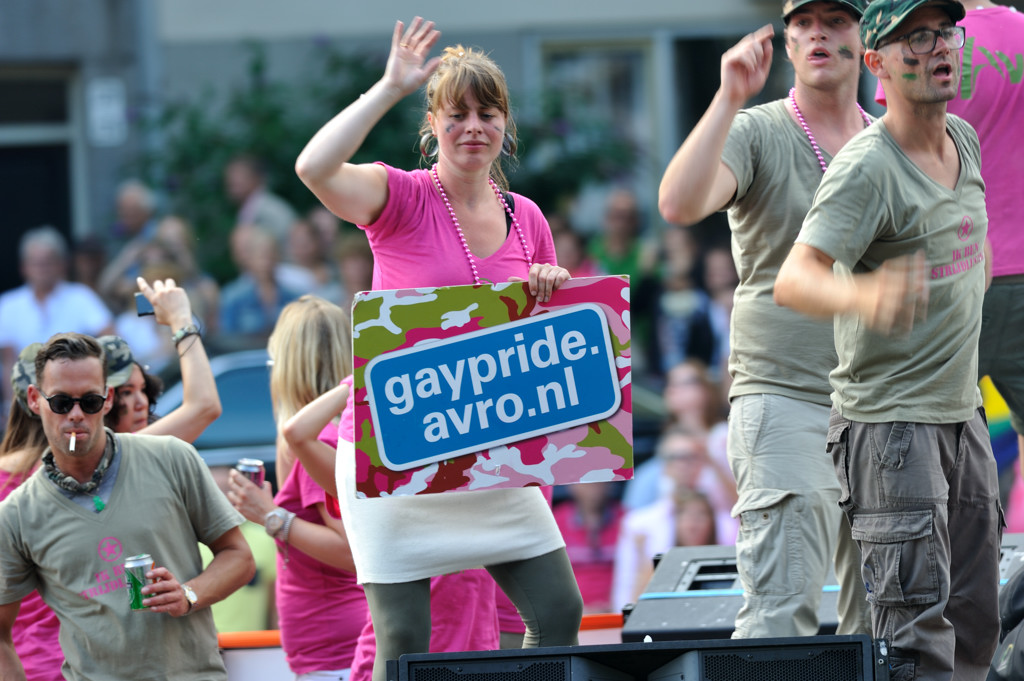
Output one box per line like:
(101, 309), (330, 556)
(782, 0), (869, 23)
(97, 335), (136, 388)
(10, 343), (42, 416)
(860, 0), (965, 50)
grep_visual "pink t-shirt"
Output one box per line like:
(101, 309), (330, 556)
(273, 458), (366, 674)
(0, 468), (64, 681)
(874, 6), (1024, 276)
(363, 164), (557, 290)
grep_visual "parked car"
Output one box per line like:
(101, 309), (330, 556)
(156, 350), (277, 480)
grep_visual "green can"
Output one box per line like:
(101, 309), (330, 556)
(124, 553), (154, 611)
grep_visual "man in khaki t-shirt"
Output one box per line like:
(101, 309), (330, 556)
(775, 2), (1000, 679)
(0, 333), (254, 681)
(658, 0), (871, 639)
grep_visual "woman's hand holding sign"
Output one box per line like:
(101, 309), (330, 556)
(508, 263), (570, 303)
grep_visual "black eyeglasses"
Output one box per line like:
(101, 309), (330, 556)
(883, 26), (966, 54)
(38, 390), (107, 415)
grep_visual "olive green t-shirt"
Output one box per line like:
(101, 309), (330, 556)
(722, 99), (867, 405)
(0, 430), (244, 681)
(796, 115), (987, 423)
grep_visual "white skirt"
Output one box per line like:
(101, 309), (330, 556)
(334, 436), (565, 584)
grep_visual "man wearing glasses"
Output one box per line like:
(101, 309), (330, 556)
(0, 333), (254, 680)
(775, 1), (999, 679)
(659, 0), (872, 640)
(874, 0), (1024, 507)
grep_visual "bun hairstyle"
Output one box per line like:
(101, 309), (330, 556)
(418, 45), (518, 191)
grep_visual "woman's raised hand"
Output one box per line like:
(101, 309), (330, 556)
(383, 17), (442, 97)
(136, 276), (193, 330)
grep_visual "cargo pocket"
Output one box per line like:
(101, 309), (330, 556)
(826, 417), (852, 508)
(734, 489), (802, 595)
(851, 509), (939, 607)
(869, 421), (915, 470)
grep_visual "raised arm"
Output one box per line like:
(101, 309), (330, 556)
(295, 17), (441, 226)
(774, 243), (929, 336)
(136, 276), (222, 443)
(281, 382), (350, 497)
(658, 25), (775, 226)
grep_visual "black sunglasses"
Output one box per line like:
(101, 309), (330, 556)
(38, 390), (107, 415)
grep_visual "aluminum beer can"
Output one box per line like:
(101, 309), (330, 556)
(236, 458), (265, 488)
(124, 553), (154, 611)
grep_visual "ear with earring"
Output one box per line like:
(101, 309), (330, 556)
(501, 132), (517, 157)
(420, 132), (438, 158)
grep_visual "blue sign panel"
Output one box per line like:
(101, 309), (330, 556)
(365, 303), (621, 471)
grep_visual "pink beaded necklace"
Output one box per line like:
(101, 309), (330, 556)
(430, 163), (533, 285)
(789, 88), (872, 174)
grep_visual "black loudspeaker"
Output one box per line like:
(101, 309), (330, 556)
(1000, 533), (1024, 583)
(620, 544), (841, 642)
(621, 534), (1024, 644)
(388, 635), (888, 681)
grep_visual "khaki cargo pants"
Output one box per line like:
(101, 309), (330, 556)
(728, 394), (870, 639)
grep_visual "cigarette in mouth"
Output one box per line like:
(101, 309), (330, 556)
(70, 433), (76, 452)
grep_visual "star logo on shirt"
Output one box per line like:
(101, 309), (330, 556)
(958, 216), (974, 242)
(97, 537), (123, 563)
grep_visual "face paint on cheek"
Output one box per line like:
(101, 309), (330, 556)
(902, 73), (919, 80)
(838, 46), (856, 60)
(903, 57), (920, 66)
(445, 124), (454, 134)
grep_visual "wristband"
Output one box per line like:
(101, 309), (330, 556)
(171, 323), (201, 346)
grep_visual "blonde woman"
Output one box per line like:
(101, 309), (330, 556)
(228, 296), (365, 680)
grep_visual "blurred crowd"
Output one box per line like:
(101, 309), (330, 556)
(4, 151), (1021, 625)
(0, 152), (744, 619)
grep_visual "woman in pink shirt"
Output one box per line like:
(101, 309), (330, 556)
(294, 17), (582, 681)
(228, 296), (366, 680)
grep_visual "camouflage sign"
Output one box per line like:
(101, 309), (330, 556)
(351, 275), (633, 497)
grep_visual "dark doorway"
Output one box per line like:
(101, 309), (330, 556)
(0, 144), (71, 294)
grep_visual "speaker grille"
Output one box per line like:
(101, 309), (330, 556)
(410, 660), (568, 681)
(703, 646), (862, 681)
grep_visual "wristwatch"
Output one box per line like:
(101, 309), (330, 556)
(265, 508), (290, 538)
(182, 583), (198, 614)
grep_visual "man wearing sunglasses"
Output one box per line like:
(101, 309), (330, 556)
(0, 333), (255, 680)
(775, 1), (999, 679)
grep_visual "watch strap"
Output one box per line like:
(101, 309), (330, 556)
(182, 584), (197, 614)
(264, 508), (286, 537)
